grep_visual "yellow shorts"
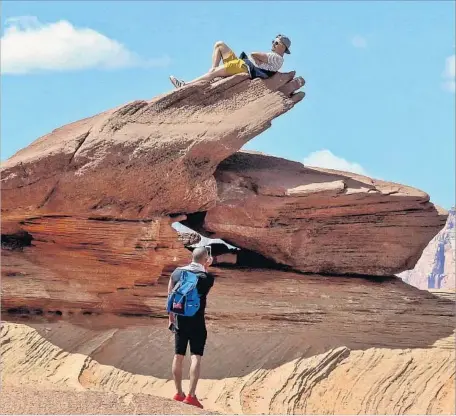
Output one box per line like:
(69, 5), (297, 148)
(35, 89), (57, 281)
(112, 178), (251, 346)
(223, 52), (249, 75)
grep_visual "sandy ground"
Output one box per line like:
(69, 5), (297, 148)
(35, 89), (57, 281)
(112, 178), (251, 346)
(1, 286), (454, 415)
(2, 318), (454, 415)
(0, 385), (215, 415)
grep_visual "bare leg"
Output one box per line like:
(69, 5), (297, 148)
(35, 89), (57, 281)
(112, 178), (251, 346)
(169, 43), (237, 89)
(188, 66), (231, 85)
(172, 354), (185, 395)
(170, 66), (230, 89)
(211, 46), (222, 71)
(188, 354), (202, 397)
(210, 41), (235, 71)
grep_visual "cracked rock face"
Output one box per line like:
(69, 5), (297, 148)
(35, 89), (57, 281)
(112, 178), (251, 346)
(197, 151), (448, 275)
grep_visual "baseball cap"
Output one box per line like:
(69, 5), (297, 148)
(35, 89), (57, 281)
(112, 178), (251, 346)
(275, 34), (291, 54)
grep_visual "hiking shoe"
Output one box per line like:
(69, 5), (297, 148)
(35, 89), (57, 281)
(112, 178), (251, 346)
(169, 75), (186, 88)
(183, 395), (203, 409)
(173, 392), (186, 402)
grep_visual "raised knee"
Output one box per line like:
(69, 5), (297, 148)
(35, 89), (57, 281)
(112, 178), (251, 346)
(214, 41), (226, 48)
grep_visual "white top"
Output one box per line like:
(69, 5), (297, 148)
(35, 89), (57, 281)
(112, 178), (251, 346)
(250, 52), (284, 72)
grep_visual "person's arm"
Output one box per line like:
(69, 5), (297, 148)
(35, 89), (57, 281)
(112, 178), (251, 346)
(250, 52), (269, 64)
(169, 269), (181, 293)
(168, 270), (180, 324)
(198, 273), (215, 296)
(168, 275), (174, 294)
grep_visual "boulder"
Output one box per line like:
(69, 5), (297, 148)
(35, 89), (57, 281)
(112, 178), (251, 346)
(177, 231), (201, 247)
(195, 151), (448, 276)
(1, 73), (304, 219)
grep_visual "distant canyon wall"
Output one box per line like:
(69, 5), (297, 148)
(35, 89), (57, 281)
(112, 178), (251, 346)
(400, 208), (455, 290)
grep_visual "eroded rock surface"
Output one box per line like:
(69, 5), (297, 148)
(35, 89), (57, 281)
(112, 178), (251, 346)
(1, 74), (304, 315)
(192, 151), (448, 275)
(1, 73), (304, 219)
(177, 231), (201, 247)
(1, 215), (190, 315)
(2, 281), (454, 415)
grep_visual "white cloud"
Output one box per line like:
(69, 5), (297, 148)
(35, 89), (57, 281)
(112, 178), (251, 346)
(303, 149), (368, 176)
(351, 35), (368, 49)
(1, 16), (170, 74)
(442, 54), (455, 93)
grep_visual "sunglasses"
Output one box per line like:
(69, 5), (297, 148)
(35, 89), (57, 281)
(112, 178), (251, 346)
(272, 33), (285, 47)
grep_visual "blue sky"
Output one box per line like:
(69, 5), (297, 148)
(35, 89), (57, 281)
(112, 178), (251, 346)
(1, 1), (455, 209)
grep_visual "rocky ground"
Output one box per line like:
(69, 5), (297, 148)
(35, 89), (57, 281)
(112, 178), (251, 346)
(1, 282), (454, 415)
(0, 386), (215, 415)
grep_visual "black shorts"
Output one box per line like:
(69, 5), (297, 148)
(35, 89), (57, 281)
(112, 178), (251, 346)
(174, 317), (207, 356)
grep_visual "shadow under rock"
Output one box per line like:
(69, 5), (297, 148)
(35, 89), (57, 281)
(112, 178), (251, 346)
(19, 269), (455, 380)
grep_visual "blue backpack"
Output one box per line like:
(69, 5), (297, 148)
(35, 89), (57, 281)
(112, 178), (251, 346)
(166, 270), (201, 317)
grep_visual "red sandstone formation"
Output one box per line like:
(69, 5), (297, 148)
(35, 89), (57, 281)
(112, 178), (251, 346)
(1, 72), (454, 416)
(191, 151), (448, 275)
(1, 275), (455, 415)
(1, 73), (304, 315)
(0, 72), (447, 316)
(177, 231), (201, 247)
(1, 73), (304, 219)
(1, 215), (190, 315)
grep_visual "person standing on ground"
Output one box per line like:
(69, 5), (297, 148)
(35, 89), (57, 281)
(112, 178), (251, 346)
(168, 247), (214, 409)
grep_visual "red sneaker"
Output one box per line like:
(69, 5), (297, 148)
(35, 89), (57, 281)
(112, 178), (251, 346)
(183, 395), (204, 409)
(173, 392), (186, 402)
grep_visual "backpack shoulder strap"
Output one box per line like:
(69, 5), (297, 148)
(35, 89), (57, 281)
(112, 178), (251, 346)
(174, 270), (199, 294)
(182, 270), (199, 284)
